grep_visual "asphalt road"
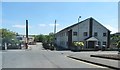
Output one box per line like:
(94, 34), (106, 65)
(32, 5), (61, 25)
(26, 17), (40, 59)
(2, 43), (107, 68)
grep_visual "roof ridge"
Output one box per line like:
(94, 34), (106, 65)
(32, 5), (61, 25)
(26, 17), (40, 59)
(56, 17), (92, 34)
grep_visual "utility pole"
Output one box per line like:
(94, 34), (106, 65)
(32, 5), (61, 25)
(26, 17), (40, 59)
(54, 20), (56, 34)
(78, 16), (81, 23)
(25, 20), (28, 49)
(53, 20), (57, 49)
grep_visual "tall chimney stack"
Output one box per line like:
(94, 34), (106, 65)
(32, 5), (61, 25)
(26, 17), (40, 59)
(118, 1), (120, 32)
(25, 20), (28, 49)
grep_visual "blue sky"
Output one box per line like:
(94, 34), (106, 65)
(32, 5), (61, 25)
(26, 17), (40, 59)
(2, 2), (118, 35)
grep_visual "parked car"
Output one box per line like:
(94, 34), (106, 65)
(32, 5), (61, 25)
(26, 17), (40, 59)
(7, 43), (22, 49)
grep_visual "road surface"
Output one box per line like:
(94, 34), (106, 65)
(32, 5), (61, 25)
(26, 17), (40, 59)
(2, 43), (107, 68)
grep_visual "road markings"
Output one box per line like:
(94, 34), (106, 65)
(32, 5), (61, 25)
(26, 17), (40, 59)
(66, 56), (108, 68)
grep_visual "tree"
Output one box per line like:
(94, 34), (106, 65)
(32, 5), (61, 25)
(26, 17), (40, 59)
(45, 32), (54, 43)
(34, 34), (45, 42)
(34, 32), (54, 43)
(110, 34), (120, 48)
(117, 41), (120, 48)
(1, 29), (16, 38)
(33, 32), (55, 50)
(0, 28), (17, 47)
(117, 41), (120, 53)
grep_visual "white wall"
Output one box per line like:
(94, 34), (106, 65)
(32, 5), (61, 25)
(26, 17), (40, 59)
(72, 19), (89, 42)
(55, 18), (109, 49)
(55, 30), (68, 49)
(93, 19), (108, 48)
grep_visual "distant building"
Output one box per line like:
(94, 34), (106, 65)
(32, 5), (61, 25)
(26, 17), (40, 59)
(111, 32), (120, 36)
(55, 17), (110, 50)
(16, 35), (35, 44)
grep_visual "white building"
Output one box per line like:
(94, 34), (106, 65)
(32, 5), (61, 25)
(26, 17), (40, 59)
(55, 17), (110, 50)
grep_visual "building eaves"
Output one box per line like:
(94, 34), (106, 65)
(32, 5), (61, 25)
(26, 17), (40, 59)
(56, 17), (111, 35)
(56, 17), (91, 34)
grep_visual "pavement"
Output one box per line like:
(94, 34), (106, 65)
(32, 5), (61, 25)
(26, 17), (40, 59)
(0, 51), (2, 70)
(67, 51), (119, 69)
(1, 42), (110, 69)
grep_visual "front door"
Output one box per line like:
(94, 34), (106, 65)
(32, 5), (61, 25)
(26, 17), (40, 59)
(68, 29), (72, 49)
(88, 41), (95, 48)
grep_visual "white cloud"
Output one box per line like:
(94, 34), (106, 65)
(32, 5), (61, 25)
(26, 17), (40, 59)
(12, 24), (31, 28)
(12, 24), (25, 28)
(38, 23), (60, 27)
(38, 24), (46, 27)
(49, 23), (60, 27)
(104, 24), (118, 34)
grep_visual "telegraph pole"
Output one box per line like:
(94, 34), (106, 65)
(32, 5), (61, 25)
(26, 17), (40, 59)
(25, 20), (28, 49)
(53, 20), (57, 49)
(54, 20), (56, 34)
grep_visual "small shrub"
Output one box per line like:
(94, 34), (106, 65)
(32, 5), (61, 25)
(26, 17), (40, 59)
(71, 41), (84, 51)
(72, 41), (84, 47)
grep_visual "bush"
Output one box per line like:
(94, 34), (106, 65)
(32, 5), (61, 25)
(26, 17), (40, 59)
(71, 41), (84, 51)
(49, 46), (54, 50)
(42, 43), (49, 49)
(42, 42), (55, 50)
(72, 41), (84, 48)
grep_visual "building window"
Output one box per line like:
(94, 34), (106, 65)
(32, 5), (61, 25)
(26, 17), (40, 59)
(103, 41), (106, 45)
(84, 32), (88, 36)
(103, 33), (107, 37)
(55, 38), (57, 40)
(66, 42), (68, 46)
(66, 32), (68, 36)
(94, 32), (98, 36)
(98, 41), (100, 45)
(73, 32), (77, 36)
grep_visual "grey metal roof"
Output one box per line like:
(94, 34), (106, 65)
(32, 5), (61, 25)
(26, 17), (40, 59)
(56, 17), (110, 34)
(86, 37), (98, 41)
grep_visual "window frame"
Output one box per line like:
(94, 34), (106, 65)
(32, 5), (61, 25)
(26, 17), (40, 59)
(94, 32), (98, 37)
(102, 41), (106, 45)
(103, 33), (107, 37)
(73, 32), (77, 36)
(98, 41), (100, 45)
(83, 32), (88, 36)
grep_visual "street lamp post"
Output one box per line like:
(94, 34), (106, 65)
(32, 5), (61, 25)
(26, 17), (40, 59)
(78, 16), (81, 41)
(78, 16), (81, 23)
